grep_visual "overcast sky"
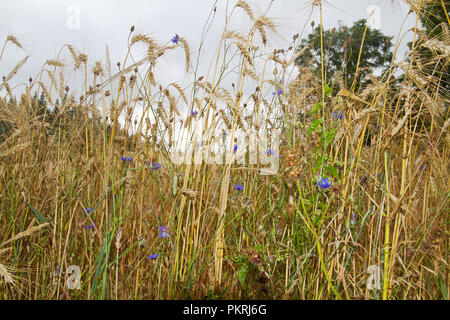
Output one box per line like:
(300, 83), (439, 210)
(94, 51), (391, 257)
(0, 0), (418, 109)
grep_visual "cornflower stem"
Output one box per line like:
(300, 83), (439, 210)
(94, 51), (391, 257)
(297, 181), (342, 299)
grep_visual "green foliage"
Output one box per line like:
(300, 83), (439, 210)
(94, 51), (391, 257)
(296, 19), (393, 91)
(237, 264), (249, 289)
(36, 91), (47, 116)
(418, 1), (449, 38)
(24, 201), (48, 224)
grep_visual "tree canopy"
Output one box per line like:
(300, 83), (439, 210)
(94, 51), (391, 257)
(295, 19), (394, 92)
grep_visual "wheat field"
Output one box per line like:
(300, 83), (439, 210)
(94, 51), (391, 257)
(0, 0), (448, 300)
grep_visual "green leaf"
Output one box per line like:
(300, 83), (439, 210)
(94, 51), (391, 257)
(310, 102), (321, 114)
(334, 160), (345, 167)
(231, 255), (247, 264)
(321, 130), (335, 148)
(326, 165), (340, 181)
(439, 267), (448, 299)
(25, 201), (48, 224)
(89, 231), (111, 299)
(315, 156), (324, 170)
(326, 131), (335, 145)
(237, 265), (249, 289)
(325, 84), (333, 98)
(308, 118), (323, 137)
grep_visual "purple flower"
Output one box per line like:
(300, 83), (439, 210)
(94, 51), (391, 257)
(191, 110), (198, 116)
(317, 177), (332, 189)
(108, 194), (117, 201)
(234, 184), (244, 191)
(267, 149), (279, 156)
(147, 254), (159, 260)
(151, 163), (161, 170)
(84, 208), (93, 216)
(145, 161), (161, 170)
(273, 89), (283, 95)
(84, 223), (96, 230)
(233, 144), (238, 152)
(266, 149), (279, 158)
(121, 156), (132, 162)
(171, 35), (179, 43)
(244, 197), (251, 209)
(158, 226), (169, 238)
(351, 212), (356, 225)
(332, 111), (344, 120)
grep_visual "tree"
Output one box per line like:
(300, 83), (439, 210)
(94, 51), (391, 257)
(37, 92), (46, 116)
(296, 19), (394, 92)
(417, 0), (449, 39)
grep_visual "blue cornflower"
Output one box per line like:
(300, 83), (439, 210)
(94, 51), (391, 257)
(332, 111), (344, 120)
(191, 110), (198, 116)
(234, 184), (244, 191)
(145, 161), (161, 170)
(84, 223), (96, 230)
(233, 144), (238, 152)
(147, 254), (159, 260)
(351, 212), (356, 225)
(244, 197), (251, 209)
(272, 89), (283, 96)
(171, 35), (179, 43)
(266, 149), (279, 158)
(84, 208), (93, 216)
(152, 163), (161, 170)
(317, 177), (332, 189)
(121, 156), (132, 162)
(158, 226), (169, 238)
